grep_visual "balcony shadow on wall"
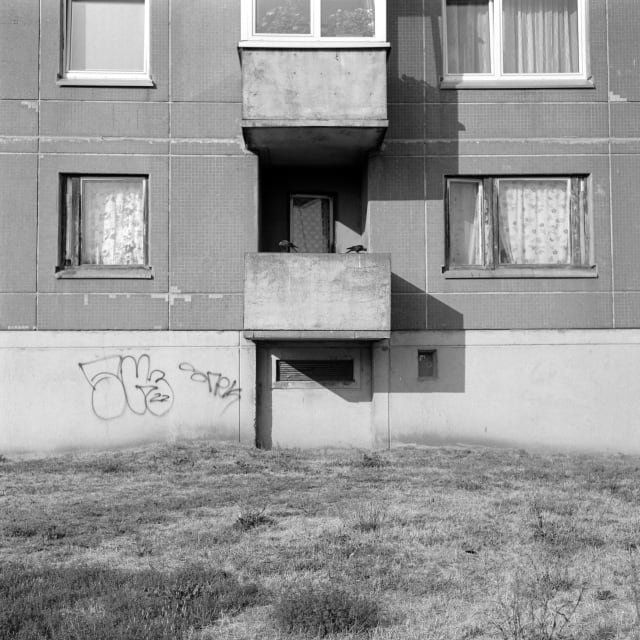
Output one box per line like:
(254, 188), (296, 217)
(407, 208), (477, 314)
(391, 274), (465, 393)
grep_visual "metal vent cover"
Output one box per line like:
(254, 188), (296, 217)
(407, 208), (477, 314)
(276, 359), (354, 382)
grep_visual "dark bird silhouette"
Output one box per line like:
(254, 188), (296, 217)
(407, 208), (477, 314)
(278, 240), (298, 253)
(346, 244), (367, 253)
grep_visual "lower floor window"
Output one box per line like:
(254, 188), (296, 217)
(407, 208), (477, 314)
(446, 175), (591, 273)
(59, 175), (148, 274)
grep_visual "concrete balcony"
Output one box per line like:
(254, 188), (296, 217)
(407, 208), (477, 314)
(239, 47), (388, 165)
(243, 253), (391, 340)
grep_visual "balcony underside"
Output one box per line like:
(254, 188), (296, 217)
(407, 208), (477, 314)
(242, 121), (388, 165)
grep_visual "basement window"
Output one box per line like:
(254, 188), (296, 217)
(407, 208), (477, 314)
(60, 0), (152, 86)
(241, 0), (387, 44)
(444, 176), (596, 278)
(57, 175), (152, 279)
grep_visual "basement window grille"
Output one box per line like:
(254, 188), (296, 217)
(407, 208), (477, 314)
(276, 359), (354, 382)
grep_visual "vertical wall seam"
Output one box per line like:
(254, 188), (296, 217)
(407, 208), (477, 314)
(422, 0), (428, 296)
(35, 0), (42, 330)
(605, 0), (616, 328)
(167, 0), (173, 330)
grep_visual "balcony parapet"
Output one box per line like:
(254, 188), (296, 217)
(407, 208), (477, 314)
(244, 253), (391, 340)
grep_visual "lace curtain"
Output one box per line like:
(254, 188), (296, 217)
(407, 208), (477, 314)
(290, 196), (332, 253)
(498, 180), (571, 265)
(81, 180), (145, 266)
(503, 0), (579, 73)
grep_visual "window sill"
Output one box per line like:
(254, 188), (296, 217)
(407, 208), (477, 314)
(440, 75), (594, 90)
(55, 266), (154, 279)
(443, 266), (598, 279)
(238, 40), (390, 49)
(57, 76), (155, 88)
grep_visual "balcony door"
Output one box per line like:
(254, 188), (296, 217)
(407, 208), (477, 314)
(290, 194), (334, 253)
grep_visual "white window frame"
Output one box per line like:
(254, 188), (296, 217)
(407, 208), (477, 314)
(441, 0), (591, 88)
(59, 0), (152, 86)
(240, 0), (387, 47)
(56, 174), (153, 279)
(444, 175), (597, 279)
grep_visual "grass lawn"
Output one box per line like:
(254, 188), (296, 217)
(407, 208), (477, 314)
(2, 440), (640, 639)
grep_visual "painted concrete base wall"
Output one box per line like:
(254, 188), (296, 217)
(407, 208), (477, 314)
(389, 330), (640, 454)
(0, 332), (255, 453)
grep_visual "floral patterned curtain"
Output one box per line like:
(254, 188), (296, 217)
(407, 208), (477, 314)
(290, 196), (332, 253)
(502, 0), (579, 73)
(81, 179), (145, 266)
(498, 179), (571, 265)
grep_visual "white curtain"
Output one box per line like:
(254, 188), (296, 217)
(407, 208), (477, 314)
(448, 181), (483, 265)
(446, 0), (491, 74)
(498, 180), (570, 265)
(502, 0), (579, 73)
(81, 180), (145, 266)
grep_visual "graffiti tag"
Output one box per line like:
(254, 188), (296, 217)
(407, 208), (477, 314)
(79, 354), (174, 420)
(178, 362), (241, 405)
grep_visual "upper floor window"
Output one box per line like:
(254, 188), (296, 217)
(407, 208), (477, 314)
(444, 175), (596, 278)
(241, 0), (387, 44)
(61, 0), (151, 86)
(441, 0), (590, 88)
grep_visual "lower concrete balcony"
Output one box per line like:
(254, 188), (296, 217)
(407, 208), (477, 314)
(244, 253), (391, 340)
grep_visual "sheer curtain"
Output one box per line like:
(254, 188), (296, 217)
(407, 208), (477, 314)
(498, 180), (571, 265)
(502, 0), (579, 73)
(448, 181), (483, 265)
(82, 180), (145, 265)
(446, 0), (491, 74)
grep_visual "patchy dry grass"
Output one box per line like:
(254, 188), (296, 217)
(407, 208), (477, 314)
(2, 441), (640, 638)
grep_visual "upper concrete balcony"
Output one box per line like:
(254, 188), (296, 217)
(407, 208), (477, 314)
(238, 0), (388, 165)
(244, 252), (391, 340)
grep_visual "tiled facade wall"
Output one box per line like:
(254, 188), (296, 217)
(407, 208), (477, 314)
(374, 0), (638, 331)
(0, 0), (257, 331)
(2, 0), (640, 333)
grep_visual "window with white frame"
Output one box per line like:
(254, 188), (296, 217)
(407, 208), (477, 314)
(61, 0), (151, 85)
(445, 176), (594, 276)
(58, 175), (151, 278)
(442, 0), (590, 87)
(241, 0), (386, 42)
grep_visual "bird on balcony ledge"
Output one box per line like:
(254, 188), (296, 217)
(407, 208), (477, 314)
(278, 240), (298, 253)
(346, 244), (367, 253)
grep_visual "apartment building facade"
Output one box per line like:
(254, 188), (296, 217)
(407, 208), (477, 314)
(2, 0), (640, 454)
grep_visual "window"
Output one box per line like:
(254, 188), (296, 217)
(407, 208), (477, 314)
(61, 0), (151, 85)
(290, 194), (334, 253)
(57, 175), (152, 278)
(241, 0), (386, 43)
(442, 0), (590, 87)
(445, 176), (595, 277)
